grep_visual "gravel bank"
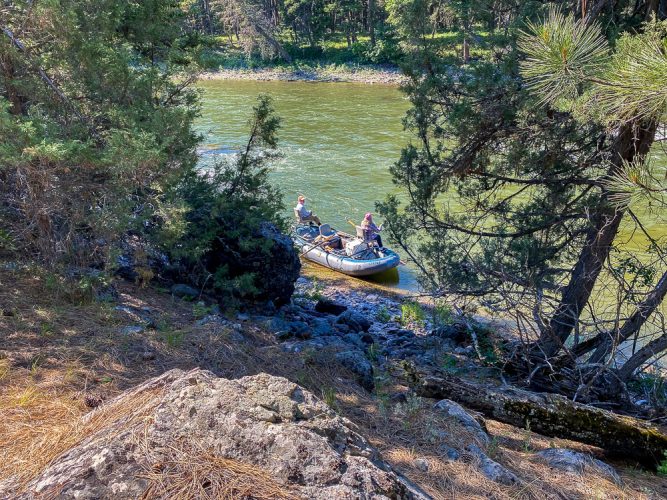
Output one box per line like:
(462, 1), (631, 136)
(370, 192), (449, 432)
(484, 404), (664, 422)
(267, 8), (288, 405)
(200, 65), (406, 85)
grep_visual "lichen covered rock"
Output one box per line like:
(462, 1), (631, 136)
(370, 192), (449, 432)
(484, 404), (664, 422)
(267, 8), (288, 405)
(11, 369), (423, 499)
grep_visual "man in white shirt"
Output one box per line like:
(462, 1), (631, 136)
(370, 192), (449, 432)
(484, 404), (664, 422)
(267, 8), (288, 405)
(295, 195), (321, 225)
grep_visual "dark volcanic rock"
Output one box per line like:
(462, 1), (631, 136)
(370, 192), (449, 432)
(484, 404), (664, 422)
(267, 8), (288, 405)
(170, 283), (199, 300)
(335, 350), (374, 391)
(7, 369), (426, 499)
(336, 310), (372, 333)
(432, 323), (467, 343)
(315, 298), (348, 316)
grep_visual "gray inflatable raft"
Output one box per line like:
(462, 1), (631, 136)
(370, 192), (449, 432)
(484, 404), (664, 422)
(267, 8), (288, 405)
(292, 224), (400, 277)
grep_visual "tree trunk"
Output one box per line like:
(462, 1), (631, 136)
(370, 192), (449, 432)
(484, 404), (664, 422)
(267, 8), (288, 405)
(0, 51), (24, 115)
(586, 269), (667, 364)
(536, 120), (658, 360)
(618, 332), (667, 381)
(462, 38), (470, 62)
(404, 363), (667, 466)
(368, 0), (375, 46)
(250, 21), (292, 62)
(200, 0), (213, 34)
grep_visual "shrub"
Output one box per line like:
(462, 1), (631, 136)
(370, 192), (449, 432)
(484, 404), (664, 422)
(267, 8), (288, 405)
(160, 95), (299, 306)
(400, 301), (425, 325)
(431, 301), (453, 327)
(659, 452), (667, 477)
(376, 306), (391, 323)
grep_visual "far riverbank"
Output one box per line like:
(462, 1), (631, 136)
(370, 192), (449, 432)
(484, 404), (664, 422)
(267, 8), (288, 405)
(200, 63), (406, 85)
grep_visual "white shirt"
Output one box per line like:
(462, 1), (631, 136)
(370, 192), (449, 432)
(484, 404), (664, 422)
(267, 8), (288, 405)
(295, 202), (311, 218)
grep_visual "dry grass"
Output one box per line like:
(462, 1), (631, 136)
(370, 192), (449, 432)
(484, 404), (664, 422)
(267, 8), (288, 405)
(0, 361), (165, 491)
(2, 265), (667, 499)
(138, 440), (298, 500)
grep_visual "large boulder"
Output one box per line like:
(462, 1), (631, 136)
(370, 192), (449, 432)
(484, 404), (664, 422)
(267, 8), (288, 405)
(10, 369), (424, 499)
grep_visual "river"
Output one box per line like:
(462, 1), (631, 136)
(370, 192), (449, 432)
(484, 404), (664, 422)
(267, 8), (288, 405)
(195, 79), (667, 297)
(196, 79), (418, 289)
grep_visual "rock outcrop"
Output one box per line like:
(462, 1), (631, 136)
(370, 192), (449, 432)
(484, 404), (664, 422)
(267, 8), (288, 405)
(11, 369), (425, 499)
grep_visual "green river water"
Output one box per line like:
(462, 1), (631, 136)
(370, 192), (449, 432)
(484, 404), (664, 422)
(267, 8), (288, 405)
(196, 79), (666, 295)
(196, 79), (417, 289)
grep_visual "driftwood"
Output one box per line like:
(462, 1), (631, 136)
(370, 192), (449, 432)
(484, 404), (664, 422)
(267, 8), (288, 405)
(403, 363), (667, 467)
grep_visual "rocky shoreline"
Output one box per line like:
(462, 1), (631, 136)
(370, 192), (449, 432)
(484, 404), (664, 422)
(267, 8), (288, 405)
(102, 273), (629, 491)
(199, 64), (406, 85)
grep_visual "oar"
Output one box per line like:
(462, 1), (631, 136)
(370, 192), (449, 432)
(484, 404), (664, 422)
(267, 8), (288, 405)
(300, 238), (331, 257)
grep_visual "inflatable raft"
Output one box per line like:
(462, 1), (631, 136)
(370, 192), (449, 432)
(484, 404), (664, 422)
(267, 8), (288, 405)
(292, 223), (400, 277)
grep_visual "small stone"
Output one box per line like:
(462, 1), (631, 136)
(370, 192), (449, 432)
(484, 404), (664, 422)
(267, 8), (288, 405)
(360, 333), (374, 344)
(336, 310), (372, 333)
(466, 444), (521, 486)
(237, 313), (250, 321)
(141, 351), (156, 361)
(121, 325), (145, 335)
(536, 448), (622, 485)
(414, 458), (429, 472)
(390, 393), (407, 404)
(229, 331), (245, 343)
(441, 446), (460, 461)
(434, 399), (490, 445)
(344, 333), (365, 349)
(309, 317), (335, 337)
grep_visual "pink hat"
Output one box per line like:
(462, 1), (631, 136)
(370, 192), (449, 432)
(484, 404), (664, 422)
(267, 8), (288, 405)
(364, 213), (372, 220)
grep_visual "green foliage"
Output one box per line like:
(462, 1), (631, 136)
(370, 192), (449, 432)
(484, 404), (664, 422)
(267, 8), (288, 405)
(520, 10), (667, 126)
(1, 0), (200, 267)
(519, 7), (609, 106)
(628, 372), (667, 407)
(321, 386), (339, 411)
(164, 94), (287, 302)
(375, 306), (391, 323)
(367, 343), (380, 362)
(594, 19), (667, 125)
(431, 301), (453, 327)
(161, 329), (186, 348)
(440, 353), (459, 371)
(400, 301), (425, 325)
(302, 277), (324, 300)
(378, 0), (667, 390)
(658, 452), (667, 477)
(192, 302), (214, 319)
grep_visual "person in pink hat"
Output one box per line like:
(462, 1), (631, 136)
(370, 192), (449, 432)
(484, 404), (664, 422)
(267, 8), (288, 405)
(295, 195), (321, 225)
(360, 212), (383, 248)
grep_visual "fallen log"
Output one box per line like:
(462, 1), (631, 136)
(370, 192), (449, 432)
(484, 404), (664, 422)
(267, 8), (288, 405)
(403, 362), (667, 467)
